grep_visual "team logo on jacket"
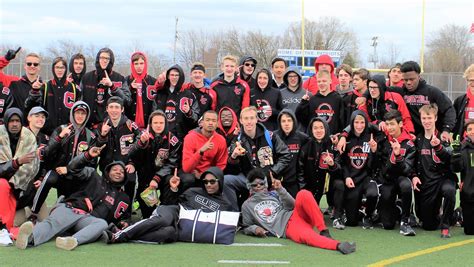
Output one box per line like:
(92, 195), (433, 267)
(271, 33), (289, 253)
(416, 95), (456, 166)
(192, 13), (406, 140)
(315, 103), (335, 123)
(233, 86), (242, 96)
(2, 87), (10, 95)
(348, 144), (370, 169)
(96, 88), (105, 104)
(114, 201), (129, 219)
(64, 91), (75, 109)
(403, 95), (430, 106)
(77, 141), (89, 155)
(318, 151), (334, 169)
(256, 99), (272, 122)
(254, 200), (281, 223)
(146, 85), (157, 101)
(195, 195), (220, 211)
(155, 148), (169, 167)
(257, 146), (274, 167)
(120, 134), (135, 155)
(179, 97), (193, 113)
(113, 81), (123, 89)
(200, 95), (208, 105)
(165, 99), (177, 122)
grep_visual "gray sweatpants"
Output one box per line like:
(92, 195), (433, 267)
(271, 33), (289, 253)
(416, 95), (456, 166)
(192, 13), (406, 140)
(32, 203), (108, 246)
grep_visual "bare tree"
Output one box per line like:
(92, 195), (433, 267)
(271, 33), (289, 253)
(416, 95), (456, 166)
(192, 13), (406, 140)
(282, 17), (360, 65)
(45, 39), (84, 60)
(425, 24), (473, 72)
(177, 29), (224, 69)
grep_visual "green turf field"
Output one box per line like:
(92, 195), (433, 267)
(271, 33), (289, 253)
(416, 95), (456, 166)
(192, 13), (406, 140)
(1, 194), (473, 266)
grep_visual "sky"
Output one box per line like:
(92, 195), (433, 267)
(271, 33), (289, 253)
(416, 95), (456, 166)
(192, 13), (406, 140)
(1, 0), (472, 67)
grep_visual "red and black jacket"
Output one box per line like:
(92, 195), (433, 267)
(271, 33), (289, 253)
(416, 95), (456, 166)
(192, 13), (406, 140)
(210, 73), (250, 116)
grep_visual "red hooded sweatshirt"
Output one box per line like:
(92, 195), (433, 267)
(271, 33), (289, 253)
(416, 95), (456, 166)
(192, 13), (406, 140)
(182, 129), (228, 174)
(302, 54), (339, 95)
(0, 56), (20, 87)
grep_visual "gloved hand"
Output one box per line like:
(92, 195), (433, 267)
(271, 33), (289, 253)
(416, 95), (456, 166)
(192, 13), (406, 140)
(451, 135), (461, 154)
(4, 47), (21, 61)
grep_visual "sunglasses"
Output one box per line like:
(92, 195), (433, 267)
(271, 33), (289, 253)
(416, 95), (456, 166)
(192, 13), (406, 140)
(250, 181), (265, 187)
(244, 63), (256, 67)
(26, 62), (40, 67)
(203, 179), (218, 185)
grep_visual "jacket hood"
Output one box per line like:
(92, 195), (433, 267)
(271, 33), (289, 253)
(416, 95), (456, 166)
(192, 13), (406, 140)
(348, 110), (369, 137)
(367, 74), (388, 98)
(239, 55), (257, 66)
(95, 47), (115, 74)
(277, 109), (298, 136)
(4, 107), (24, 126)
(52, 59), (68, 86)
(148, 109), (169, 138)
(68, 54), (86, 83)
(217, 106), (239, 137)
(255, 68), (272, 91)
(307, 117), (331, 143)
(164, 64), (185, 91)
(200, 166), (225, 195)
(70, 101), (91, 142)
(283, 67), (302, 90)
(314, 54), (335, 73)
(130, 51), (148, 83)
(104, 161), (127, 187)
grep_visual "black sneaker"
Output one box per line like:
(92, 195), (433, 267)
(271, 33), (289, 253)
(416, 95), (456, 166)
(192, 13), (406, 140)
(320, 229), (332, 239)
(362, 215), (373, 229)
(400, 222), (416, 236)
(101, 230), (116, 244)
(337, 242), (356, 254)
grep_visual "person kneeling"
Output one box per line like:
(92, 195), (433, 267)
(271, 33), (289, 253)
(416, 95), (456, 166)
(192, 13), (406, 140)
(241, 168), (356, 255)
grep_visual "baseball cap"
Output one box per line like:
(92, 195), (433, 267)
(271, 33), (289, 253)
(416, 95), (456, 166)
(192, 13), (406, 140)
(28, 106), (49, 118)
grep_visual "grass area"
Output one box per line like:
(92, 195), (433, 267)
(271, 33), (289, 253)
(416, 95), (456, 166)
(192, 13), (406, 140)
(1, 193), (473, 266)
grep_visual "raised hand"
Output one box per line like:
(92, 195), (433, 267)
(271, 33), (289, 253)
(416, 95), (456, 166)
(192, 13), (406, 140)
(101, 119), (111, 136)
(101, 70), (113, 87)
(169, 168), (180, 190)
(368, 133), (377, 152)
(59, 124), (74, 138)
(199, 135), (214, 154)
(440, 131), (453, 143)
(5, 47), (21, 61)
(323, 150), (334, 166)
(89, 144), (106, 158)
(430, 134), (441, 147)
(17, 151), (36, 165)
(140, 125), (151, 143)
(390, 139), (401, 156)
(32, 75), (43, 90)
(345, 177), (355, 188)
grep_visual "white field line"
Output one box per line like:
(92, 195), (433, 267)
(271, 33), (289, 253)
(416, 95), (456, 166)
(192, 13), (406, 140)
(218, 260), (290, 264)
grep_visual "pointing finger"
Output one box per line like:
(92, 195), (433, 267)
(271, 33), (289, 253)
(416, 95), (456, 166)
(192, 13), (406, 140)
(174, 168), (178, 177)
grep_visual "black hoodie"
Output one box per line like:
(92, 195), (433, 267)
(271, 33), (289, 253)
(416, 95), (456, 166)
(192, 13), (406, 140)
(295, 88), (344, 135)
(451, 137), (474, 202)
(164, 167), (232, 211)
(68, 54), (86, 86)
(129, 110), (182, 187)
(0, 80), (14, 123)
(67, 153), (130, 225)
(274, 109), (309, 185)
(298, 117), (340, 195)
(154, 64), (200, 139)
(210, 72), (250, 117)
(80, 48), (131, 126)
(340, 110), (375, 185)
(250, 69), (284, 131)
(3, 108), (23, 156)
(25, 60), (82, 135)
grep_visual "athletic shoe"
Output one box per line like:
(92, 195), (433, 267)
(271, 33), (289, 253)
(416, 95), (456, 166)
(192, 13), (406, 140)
(441, 228), (451, 238)
(400, 222), (416, 236)
(16, 221), (34, 249)
(0, 229), (13, 246)
(337, 241), (356, 254)
(319, 229), (332, 239)
(362, 215), (374, 230)
(56, 236), (78, 251)
(333, 218), (345, 230)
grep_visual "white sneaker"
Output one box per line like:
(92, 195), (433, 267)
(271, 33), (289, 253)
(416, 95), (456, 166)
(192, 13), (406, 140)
(16, 221), (34, 249)
(0, 229), (13, 246)
(56, 236), (78, 251)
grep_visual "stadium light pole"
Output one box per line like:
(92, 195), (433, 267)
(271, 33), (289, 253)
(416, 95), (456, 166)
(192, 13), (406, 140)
(301, 0), (305, 71)
(420, 0), (426, 73)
